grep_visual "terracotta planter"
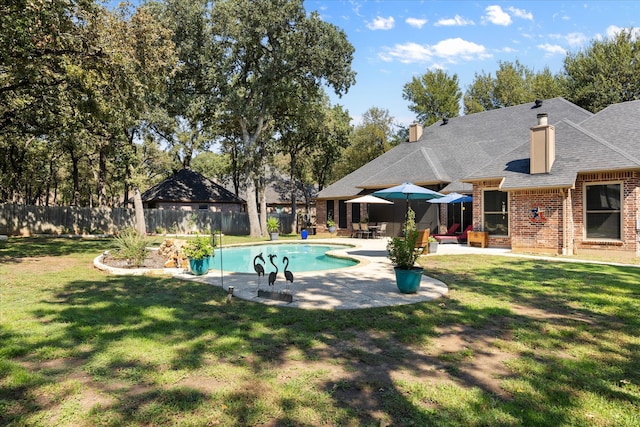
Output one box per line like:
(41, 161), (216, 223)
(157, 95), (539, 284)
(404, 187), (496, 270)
(393, 266), (423, 293)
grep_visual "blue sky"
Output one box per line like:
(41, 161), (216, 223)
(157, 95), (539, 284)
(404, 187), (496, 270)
(305, 1), (640, 127)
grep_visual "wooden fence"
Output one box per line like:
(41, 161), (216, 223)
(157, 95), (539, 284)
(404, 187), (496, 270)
(0, 204), (294, 236)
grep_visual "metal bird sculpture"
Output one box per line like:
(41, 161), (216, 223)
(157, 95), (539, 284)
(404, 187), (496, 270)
(282, 256), (294, 291)
(268, 253), (278, 287)
(282, 256), (293, 283)
(253, 253), (265, 277)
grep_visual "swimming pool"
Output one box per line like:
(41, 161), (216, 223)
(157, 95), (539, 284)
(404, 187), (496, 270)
(209, 243), (358, 273)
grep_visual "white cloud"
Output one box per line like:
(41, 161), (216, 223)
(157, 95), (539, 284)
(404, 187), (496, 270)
(564, 32), (588, 47)
(507, 6), (533, 21)
(549, 32), (588, 48)
(606, 25), (640, 40)
(537, 43), (567, 56)
(435, 15), (474, 27)
(379, 42), (432, 63)
(432, 38), (491, 60)
(367, 16), (395, 30)
(501, 46), (517, 53)
(379, 38), (491, 64)
(406, 17), (428, 29)
(483, 5), (512, 26)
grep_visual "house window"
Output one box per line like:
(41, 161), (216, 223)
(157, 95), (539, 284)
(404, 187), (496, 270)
(585, 183), (621, 239)
(483, 190), (508, 235)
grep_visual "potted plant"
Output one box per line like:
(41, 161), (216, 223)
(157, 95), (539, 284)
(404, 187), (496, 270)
(327, 215), (336, 233)
(428, 236), (439, 254)
(266, 217), (280, 240)
(386, 208), (423, 293)
(183, 234), (214, 275)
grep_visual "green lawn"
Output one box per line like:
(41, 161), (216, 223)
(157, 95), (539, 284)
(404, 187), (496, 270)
(1, 237), (638, 426)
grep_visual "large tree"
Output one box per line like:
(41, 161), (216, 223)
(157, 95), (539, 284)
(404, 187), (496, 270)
(563, 28), (640, 113)
(209, 0), (355, 237)
(402, 69), (461, 126)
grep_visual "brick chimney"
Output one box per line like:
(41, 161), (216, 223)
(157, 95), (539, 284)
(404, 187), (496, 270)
(530, 113), (555, 174)
(409, 122), (423, 142)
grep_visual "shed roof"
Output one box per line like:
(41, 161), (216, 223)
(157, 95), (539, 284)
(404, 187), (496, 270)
(141, 168), (245, 204)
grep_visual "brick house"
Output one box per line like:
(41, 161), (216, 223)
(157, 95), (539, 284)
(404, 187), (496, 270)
(315, 98), (640, 257)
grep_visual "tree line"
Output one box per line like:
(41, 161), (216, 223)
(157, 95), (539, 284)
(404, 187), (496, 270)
(2, 0), (638, 236)
(403, 29), (640, 126)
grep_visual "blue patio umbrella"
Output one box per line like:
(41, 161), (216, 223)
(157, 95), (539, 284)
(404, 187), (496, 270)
(428, 192), (473, 204)
(373, 182), (444, 202)
(373, 182), (444, 223)
(429, 192), (473, 230)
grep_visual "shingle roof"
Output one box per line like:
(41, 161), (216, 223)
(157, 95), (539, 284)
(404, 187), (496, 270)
(141, 168), (245, 204)
(463, 100), (640, 189)
(317, 98), (592, 199)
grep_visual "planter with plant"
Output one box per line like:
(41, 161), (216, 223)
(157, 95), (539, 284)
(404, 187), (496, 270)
(267, 217), (280, 240)
(183, 234), (215, 275)
(327, 216), (336, 233)
(386, 208), (423, 293)
(428, 236), (439, 254)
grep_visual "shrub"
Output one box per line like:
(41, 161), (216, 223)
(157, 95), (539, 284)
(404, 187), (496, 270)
(266, 217), (280, 233)
(183, 234), (214, 260)
(111, 228), (149, 267)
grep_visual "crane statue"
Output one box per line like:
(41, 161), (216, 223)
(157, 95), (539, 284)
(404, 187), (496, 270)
(253, 253), (265, 287)
(282, 256), (294, 292)
(267, 253), (278, 288)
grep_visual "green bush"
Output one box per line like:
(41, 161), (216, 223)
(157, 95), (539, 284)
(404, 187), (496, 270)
(111, 228), (149, 267)
(183, 234), (214, 260)
(266, 217), (280, 233)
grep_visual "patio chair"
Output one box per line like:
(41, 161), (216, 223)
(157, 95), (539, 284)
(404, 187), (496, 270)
(455, 225), (474, 243)
(351, 222), (361, 238)
(374, 222), (387, 238)
(432, 223), (460, 237)
(360, 223), (372, 239)
(414, 228), (431, 254)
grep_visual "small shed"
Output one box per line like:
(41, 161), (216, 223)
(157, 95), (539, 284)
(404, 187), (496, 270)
(141, 168), (245, 213)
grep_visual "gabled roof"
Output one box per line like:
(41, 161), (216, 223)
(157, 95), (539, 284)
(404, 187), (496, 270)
(463, 99), (640, 189)
(463, 120), (640, 190)
(317, 98), (592, 199)
(141, 168), (245, 204)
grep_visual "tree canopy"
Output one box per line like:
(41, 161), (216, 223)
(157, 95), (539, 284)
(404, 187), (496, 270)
(563, 28), (640, 113)
(463, 60), (565, 114)
(402, 69), (461, 126)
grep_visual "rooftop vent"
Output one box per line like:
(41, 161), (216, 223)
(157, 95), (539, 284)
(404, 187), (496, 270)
(534, 99), (543, 108)
(442, 117), (449, 125)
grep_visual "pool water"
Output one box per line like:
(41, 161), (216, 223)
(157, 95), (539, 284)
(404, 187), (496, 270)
(209, 243), (357, 273)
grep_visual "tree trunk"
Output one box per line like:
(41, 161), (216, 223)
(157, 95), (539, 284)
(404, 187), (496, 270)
(239, 116), (266, 238)
(245, 177), (261, 237)
(133, 188), (146, 235)
(97, 146), (108, 207)
(259, 179), (267, 237)
(289, 154), (297, 234)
